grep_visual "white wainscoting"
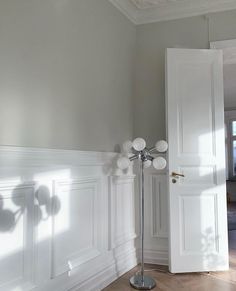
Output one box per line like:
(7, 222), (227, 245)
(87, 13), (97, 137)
(142, 168), (169, 266)
(0, 146), (139, 291)
(0, 146), (169, 291)
(109, 175), (136, 249)
(0, 182), (36, 291)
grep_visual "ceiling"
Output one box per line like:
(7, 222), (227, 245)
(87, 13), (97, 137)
(109, 0), (236, 24)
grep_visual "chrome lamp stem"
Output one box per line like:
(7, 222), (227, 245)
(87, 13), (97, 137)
(140, 160), (144, 281)
(129, 150), (156, 290)
(117, 138), (168, 290)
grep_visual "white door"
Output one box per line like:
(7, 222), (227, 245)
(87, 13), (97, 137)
(166, 48), (229, 273)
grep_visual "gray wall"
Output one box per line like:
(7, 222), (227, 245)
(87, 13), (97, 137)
(2, 1), (236, 151)
(135, 10), (236, 147)
(0, 0), (136, 152)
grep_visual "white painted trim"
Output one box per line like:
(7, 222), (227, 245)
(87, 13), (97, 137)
(109, 0), (138, 24)
(143, 249), (169, 266)
(70, 247), (138, 291)
(136, 1), (236, 25)
(0, 183), (37, 291)
(210, 39), (236, 49)
(0, 145), (138, 291)
(51, 178), (103, 278)
(110, 0), (236, 25)
(0, 145), (170, 288)
(109, 175), (137, 249)
(225, 110), (236, 178)
(0, 145), (117, 167)
(150, 173), (168, 239)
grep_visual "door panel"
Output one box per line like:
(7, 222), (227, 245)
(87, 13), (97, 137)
(177, 63), (214, 155)
(166, 48), (228, 273)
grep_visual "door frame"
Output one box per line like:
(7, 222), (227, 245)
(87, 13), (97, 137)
(210, 39), (236, 179)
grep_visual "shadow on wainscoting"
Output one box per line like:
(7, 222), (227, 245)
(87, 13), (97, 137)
(102, 151), (132, 176)
(0, 183), (62, 290)
(102, 143), (123, 176)
(102, 155), (131, 176)
(0, 185), (61, 233)
(102, 154), (120, 176)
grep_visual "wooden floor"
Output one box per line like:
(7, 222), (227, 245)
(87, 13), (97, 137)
(103, 231), (236, 291)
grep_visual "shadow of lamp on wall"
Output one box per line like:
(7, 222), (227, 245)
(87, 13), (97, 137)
(0, 185), (61, 233)
(117, 137), (168, 290)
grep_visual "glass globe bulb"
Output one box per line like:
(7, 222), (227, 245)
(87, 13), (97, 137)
(143, 160), (152, 168)
(132, 137), (146, 152)
(155, 140), (168, 153)
(117, 156), (130, 170)
(122, 140), (133, 153)
(153, 156), (167, 170)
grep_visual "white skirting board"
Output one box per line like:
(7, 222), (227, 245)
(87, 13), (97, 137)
(0, 146), (169, 291)
(143, 249), (169, 266)
(71, 243), (138, 291)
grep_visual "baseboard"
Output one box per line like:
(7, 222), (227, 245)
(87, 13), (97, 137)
(70, 248), (138, 291)
(143, 249), (169, 266)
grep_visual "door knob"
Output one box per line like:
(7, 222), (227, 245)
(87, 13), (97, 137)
(171, 172), (185, 177)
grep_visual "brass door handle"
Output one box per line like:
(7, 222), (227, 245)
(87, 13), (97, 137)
(171, 172), (185, 177)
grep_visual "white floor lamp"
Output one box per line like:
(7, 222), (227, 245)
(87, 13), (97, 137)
(117, 138), (168, 290)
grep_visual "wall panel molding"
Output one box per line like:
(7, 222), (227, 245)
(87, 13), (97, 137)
(150, 174), (168, 239)
(0, 146), (138, 291)
(134, 169), (169, 268)
(0, 183), (36, 291)
(0, 146), (170, 290)
(51, 178), (103, 278)
(109, 175), (137, 249)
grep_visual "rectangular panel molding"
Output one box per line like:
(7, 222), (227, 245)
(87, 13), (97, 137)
(151, 174), (168, 238)
(109, 175), (136, 249)
(51, 178), (103, 278)
(179, 193), (219, 255)
(176, 61), (215, 157)
(0, 146), (138, 291)
(0, 183), (36, 291)
(138, 169), (169, 266)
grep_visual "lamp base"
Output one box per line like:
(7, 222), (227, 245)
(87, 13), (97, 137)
(129, 275), (156, 290)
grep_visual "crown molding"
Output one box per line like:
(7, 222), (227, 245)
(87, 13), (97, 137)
(109, 0), (236, 25)
(109, 0), (138, 23)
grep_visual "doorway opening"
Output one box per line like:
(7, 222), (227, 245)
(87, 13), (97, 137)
(211, 39), (236, 282)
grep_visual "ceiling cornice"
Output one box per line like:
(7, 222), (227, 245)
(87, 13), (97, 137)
(109, 0), (236, 25)
(109, 0), (138, 23)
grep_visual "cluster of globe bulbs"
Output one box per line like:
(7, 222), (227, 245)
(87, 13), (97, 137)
(117, 137), (168, 170)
